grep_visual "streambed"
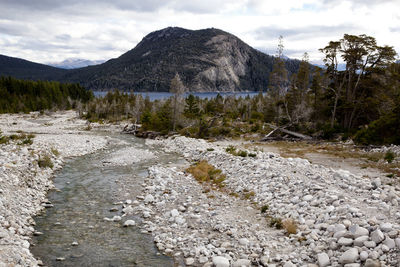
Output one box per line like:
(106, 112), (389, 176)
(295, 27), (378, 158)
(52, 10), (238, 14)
(30, 134), (178, 267)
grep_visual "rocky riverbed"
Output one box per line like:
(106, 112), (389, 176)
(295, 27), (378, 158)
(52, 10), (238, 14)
(1, 112), (400, 266)
(0, 111), (109, 266)
(130, 136), (400, 266)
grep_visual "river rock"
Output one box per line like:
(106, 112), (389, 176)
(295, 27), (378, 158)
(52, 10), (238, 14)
(359, 251), (368, 261)
(144, 194), (155, 203)
(365, 259), (380, 267)
(112, 216), (122, 222)
(371, 229), (384, 244)
(349, 225), (369, 238)
(212, 256), (230, 267)
(364, 241), (377, 248)
(339, 248), (359, 264)
(317, 252), (330, 267)
(170, 209), (179, 217)
(395, 238), (400, 248)
(379, 223), (392, 232)
(123, 220), (136, 227)
(260, 256), (269, 266)
(354, 236), (369, 246)
(185, 257), (195, 265)
(383, 237), (395, 249)
(338, 237), (353, 246)
(232, 259), (251, 267)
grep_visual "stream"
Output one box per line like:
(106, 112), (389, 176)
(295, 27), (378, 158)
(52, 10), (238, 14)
(31, 134), (180, 266)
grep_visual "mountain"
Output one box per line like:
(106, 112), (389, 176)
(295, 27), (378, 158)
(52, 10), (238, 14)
(62, 27), (301, 92)
(0, 27), (302, 92)
(0, 54), (68, 81)
(48, 58), (106, 69)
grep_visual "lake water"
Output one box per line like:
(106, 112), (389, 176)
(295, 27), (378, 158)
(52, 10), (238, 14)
(93, 91), (264, 101)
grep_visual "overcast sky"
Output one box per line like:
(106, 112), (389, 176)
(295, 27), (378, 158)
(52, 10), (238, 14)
(1, 0), (399, 65)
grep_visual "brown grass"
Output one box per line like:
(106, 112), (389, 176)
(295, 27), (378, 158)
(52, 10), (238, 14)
(186, 160), (226, 188)
(247, 141), (400, 178)
(282, 219), (298, 235)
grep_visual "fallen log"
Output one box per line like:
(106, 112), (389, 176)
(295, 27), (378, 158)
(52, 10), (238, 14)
(262, 124), (312, 141)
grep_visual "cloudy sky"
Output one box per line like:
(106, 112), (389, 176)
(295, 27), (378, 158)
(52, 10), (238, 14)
(1, 0), (399, 65)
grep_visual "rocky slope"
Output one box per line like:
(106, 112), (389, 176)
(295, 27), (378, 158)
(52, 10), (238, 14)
(127, 136), (400, 266)
(62, 27), (300, 92)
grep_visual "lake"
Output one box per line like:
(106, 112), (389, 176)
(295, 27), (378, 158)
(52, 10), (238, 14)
(93, 91), (264, 101)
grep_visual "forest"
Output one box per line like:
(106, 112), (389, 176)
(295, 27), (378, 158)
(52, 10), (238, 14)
(0, 76), (93, 113)
(1, 34), (399, 145)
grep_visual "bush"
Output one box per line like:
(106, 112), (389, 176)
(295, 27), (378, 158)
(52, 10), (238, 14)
(237, 150), (248, 157)
(225, 145), (236, 154)
(384, 151), (395, 163)
(261, 205), (269, 213)
(38, 155), (53, 169)
(269, 217), (283, 229)
(354, 110), (400, 145)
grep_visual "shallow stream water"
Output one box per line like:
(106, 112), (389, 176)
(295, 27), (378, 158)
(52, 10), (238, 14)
(31, 134), (178, 267)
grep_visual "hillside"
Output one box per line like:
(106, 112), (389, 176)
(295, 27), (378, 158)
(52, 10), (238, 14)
(0, 27), (302, 92)
(0, 54), (68, 81)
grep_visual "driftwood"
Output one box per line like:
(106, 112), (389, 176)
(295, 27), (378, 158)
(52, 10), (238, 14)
(122, 124), (141, 134)
(262, 124), (312, 141)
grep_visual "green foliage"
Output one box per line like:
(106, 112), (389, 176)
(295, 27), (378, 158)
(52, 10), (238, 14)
(261, 205), (269, 213)
(0, 76), (92, 114)
(354, 109), (400, 145)
(184, 94), (200, 119)
(38, 155), (53, 169)
(269, 217), (283, 229)
(384, 151), (395, 163)
(237, 150), (248, 157)
(226, 145), (236, 154)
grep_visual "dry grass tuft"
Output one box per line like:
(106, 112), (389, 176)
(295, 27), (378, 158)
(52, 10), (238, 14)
(186, 160), (226, 188)
(282, 219), (298, 235)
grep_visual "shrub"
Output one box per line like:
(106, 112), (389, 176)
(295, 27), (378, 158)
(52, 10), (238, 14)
(269, 217), (283, 229)
(248, 153), (257, 157)
(354, 110), (400, 145)
(226, 145), (236, 154)
(38, 155), (54, 169)
(237, 150), (248, 157)
(207, 148), (214, 151)
(384, 151), (395, 163)
(261, 205), (269, 213)
(282, 219), (298, 235)
(51, 148), (60, 157)
(244, 191), (255, 199)
(0, 135), (9, 144)
(186, 160), (226, 188)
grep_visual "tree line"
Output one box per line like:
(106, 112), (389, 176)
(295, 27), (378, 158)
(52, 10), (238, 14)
(82, 34), (400, 145)
(1, 33), (398, 145)
(0, 76), (93, 113)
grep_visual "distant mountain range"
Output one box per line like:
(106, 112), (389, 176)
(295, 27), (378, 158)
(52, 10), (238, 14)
(47, 58), (106, 69)
(0, 27), (302, 92)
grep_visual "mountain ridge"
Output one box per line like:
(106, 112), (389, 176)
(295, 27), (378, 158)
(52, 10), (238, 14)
(0, 27), (302, 92)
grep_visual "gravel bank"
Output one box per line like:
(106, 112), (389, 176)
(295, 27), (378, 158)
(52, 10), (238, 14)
(0, 111), (109, 266)
(140, 136), (400, 266)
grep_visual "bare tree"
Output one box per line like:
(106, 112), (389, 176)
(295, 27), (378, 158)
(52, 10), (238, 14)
(170, 73), (186, 131)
